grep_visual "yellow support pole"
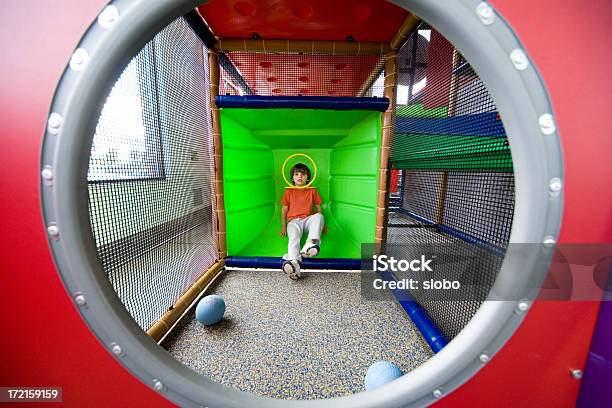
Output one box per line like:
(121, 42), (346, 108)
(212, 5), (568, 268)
(147, 260), (225, 343)
(447, 49), (461, 117)
(208, 48), (227, 260)
(436, 49), (462, 225)
(375, 51), (398, 248)
(390, 14), (421, 52)
(435, 172), (449, 225)
(357, 59), (386, 97)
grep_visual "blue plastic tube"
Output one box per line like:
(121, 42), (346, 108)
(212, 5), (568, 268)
(216, 95), (390, 111)
(225, 256), (362, 270)
(379, 271), (448, 353)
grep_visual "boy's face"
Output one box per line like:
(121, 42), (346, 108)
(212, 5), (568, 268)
(292, 170), (308, 186)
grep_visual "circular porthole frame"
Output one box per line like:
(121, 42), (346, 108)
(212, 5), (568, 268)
(40, 0), (563, 406)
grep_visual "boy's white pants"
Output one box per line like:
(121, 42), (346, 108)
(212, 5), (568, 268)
(283, 213), (324, 261)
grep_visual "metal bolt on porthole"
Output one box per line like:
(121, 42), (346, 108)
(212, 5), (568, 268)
(479, 354), (490, 364)
(41, 166), (54, 182)
(47, 113), (63, 134)
(153, 379), (164, 392)
(70, 48), (90, 71)
(543, 236), (556, 247)
(549, 177), (562, 195)
(432, 389), (443, 399)
(74, 293), (86, 306)
(516, 300), (530, 314)
(510, 49), (529, 70)
(98, 5), (120, 29)
(476, 2), (495, 25)
(47, 224), (59, 239)
(538, 114), (556, 135)
(110, 342), (123, 356)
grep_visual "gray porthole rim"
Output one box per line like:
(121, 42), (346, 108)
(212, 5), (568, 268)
(39, 0), (563, 407)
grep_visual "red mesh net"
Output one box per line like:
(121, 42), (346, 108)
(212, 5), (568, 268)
(220, 52), (386, 97)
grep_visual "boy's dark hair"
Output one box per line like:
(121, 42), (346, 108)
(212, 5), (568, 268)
(290, 163), (311, 185)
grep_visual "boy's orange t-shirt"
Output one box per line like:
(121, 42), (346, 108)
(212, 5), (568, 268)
(280, 187), (322, 220)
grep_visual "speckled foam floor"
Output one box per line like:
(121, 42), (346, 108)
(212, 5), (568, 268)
(163, 270), (433, 400)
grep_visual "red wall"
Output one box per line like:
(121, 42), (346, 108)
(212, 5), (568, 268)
(0, 1), (173, 406)
(441, 0), (612, 405)
(0, 0), (610, 406)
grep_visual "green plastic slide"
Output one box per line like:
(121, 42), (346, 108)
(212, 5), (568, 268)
(221, 108), (381, 259)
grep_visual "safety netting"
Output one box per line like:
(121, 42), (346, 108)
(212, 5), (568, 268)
(219, 51), (386, 97)
(87, 17), (217, 330)
(387, 26), (515, 339)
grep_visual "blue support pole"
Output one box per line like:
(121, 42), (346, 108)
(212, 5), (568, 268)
(216, 95), (390, 111)
(225, 256), (362, 270)
(379, 271), (448, 353)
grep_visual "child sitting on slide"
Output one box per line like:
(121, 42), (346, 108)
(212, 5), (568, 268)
(279, 163), (324, 280)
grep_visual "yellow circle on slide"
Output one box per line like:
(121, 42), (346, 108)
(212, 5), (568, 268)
(282, 153), (317, 188)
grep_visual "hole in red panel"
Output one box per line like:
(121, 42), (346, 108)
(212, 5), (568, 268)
(234, 1), (256, 17)
(292, 4), (313, 19)
(260, 61), (272, 68)
(272, 88), (281, 94)
(267, 76), (278, 82)
(299, 76), (309, 82)
(334, 63), (347, 70)
(351, 5), (371, 21)
(331, 78), (341, 84)
(297, 62), (310, 69)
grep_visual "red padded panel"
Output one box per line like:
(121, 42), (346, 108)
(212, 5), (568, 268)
(197, 0), (409, 42)
(423, 30), (454, 109)
(436, 301), (600, 408)
(0, 1), (173, 406)
(225, 52), (381, 96)
(435, 0), (612, 405)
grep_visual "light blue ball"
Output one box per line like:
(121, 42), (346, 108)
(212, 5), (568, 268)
(195, 295), (225, 325)
(364, 360), (403, 391)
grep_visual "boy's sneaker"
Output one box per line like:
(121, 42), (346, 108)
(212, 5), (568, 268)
(301, 242), (319, 258)
(282, 260), (301, 280)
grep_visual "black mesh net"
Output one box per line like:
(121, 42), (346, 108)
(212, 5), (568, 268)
(84, 16), (513, 343)
(87, 17), (217, 331)
(387, 27), (515, 339)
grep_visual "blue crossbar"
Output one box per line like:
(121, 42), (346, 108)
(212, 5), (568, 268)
(379, 271), (448, 353)
(216, 95), (389, 111)
(225, 256), (362, 270)
(395, 112), (505, 137)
